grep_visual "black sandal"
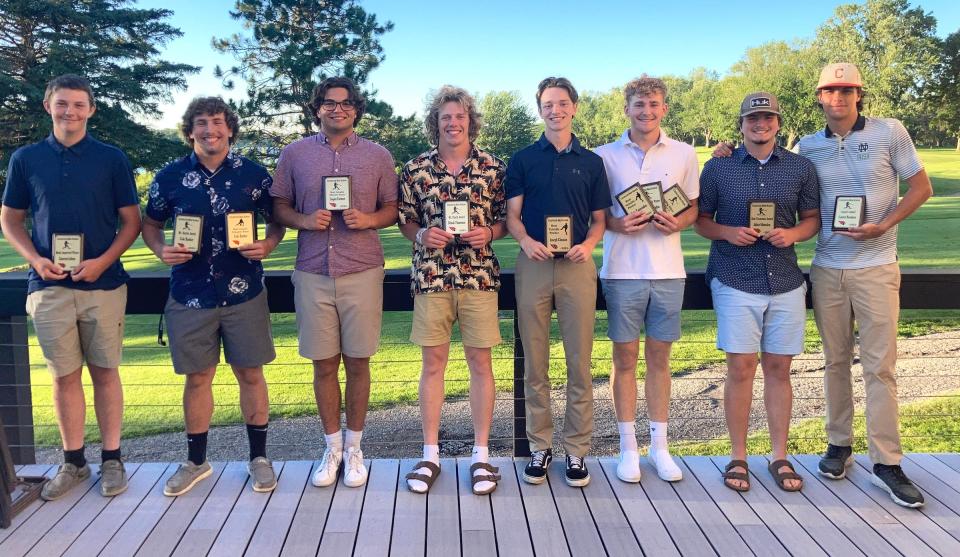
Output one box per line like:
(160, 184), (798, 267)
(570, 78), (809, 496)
(768, 459), (803, 492)
(405, 461), (440, 494)
(470, 462), (501, 495)
(723, 459), (750, 492)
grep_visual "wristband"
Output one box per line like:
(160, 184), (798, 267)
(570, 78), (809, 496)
(415, 227), (426, 245)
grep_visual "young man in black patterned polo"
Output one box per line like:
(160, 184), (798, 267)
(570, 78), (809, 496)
(398, 86), (507, 495)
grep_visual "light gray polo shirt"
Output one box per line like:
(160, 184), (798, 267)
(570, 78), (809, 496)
(798, 116), (923, 269)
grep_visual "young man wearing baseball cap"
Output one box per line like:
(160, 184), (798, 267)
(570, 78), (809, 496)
(696, 92), (820, 493)
(801, 63), (932, 508)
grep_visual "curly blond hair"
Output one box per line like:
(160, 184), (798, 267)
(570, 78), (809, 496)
(623, 75), (668, 104)
(424, 86), (483, 146)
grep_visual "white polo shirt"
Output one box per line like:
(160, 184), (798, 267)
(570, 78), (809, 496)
(596, 129), (700, 279)
(798, 116), (923, 269)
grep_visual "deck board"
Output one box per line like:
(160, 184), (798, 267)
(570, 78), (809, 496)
(683, 456), (788, 557)
(2, 454), (958, 556)
(1, 463), (101, 557)
(0, 464), (53, 546)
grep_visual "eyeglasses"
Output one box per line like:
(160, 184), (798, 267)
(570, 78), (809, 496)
(320, 100), (357, 112)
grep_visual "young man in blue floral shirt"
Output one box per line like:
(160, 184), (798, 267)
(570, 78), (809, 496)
(142, 97), (285, 496)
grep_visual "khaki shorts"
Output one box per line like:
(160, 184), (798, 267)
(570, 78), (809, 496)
(25, 285), (127, 377)
(293, 267), (384, 360)
(411, 290), (502, 348)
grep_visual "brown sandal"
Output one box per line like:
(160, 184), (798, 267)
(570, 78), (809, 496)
(405, 461), (440, 494)
(768, 459), (803, 492)
(470, 462), (501, 495)
(723, 459), (750, 492)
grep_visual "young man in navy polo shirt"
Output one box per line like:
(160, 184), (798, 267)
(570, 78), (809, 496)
(506, 77), (611, 487)
(2, 74), (141, 500)
(142, 97), (284, 496)
(696, 92), (820, 493)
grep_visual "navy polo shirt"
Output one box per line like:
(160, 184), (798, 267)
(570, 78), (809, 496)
(505, 134), (611, 245)
(699, 145), (819, 295)
(146, 152), (273, 309)
(2, 134), (138, 294)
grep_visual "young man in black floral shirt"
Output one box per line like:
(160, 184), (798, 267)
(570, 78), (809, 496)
(398, 86), (507, 495)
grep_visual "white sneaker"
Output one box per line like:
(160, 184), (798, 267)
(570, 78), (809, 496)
(343, 447), (368, 488)
(616, 450), (642, 483)
(648, 449), (683, 482)
(312, 447), (342, 487)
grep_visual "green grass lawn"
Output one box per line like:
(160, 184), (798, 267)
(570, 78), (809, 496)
(5, 148), (960, 448)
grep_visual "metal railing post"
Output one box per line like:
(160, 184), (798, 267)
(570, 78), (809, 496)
(0, 316), (35, 464)
(512, 312), (530, 457)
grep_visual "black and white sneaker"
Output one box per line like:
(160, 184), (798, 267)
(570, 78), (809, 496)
(818, 444), (854, 479)
(871, 464), (925, 508)
(565, 455), (590, 487)
(522, 449), (552, 485)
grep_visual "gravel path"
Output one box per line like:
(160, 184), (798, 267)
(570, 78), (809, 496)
(34, 331), (960, 464)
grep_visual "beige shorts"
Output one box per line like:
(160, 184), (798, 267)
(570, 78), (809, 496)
(293, 267), (384, 360)
(25, 285), (127, 377)
(411, 290), (502, 348)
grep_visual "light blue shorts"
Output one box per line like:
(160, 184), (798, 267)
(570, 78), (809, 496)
(601, 278), (685, 343)
(710, 278), (807, 355)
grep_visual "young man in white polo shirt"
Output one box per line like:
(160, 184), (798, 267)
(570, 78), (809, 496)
(802, 63), (932, 508)
(595, 76), (699, 483)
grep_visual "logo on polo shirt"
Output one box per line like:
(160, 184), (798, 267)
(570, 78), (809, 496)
(750, 97), (771, 108)
(857, 142), (870, 160)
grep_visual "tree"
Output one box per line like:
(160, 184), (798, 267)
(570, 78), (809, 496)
(728, 41), (821, 147)
(0, 0), (197, 181)
(476, 91), (537, 162)
(355, 101), (429, 167)
(813, 0), (940, 120)
(658, 74), (693, 144)
(214, 0), (392, 162)
(675, 68), (730, 146)
(572, 88), (627, 149)
(930, 30), (960, 150)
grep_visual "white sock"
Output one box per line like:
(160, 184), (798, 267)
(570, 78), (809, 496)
(471, 445), (489, 464)
(324, 429), (343, 452)
(618, 421), (639, 453)
(408, 444), (440, 493)
(472, 446), (495, 493)
(649, 421), (668, 452)
(345, 429), (363, 450)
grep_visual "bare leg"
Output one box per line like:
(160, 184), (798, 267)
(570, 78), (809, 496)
(644, 339), (674, 423)
(611, 341), (639, 422)
(232, 366), (269, 425)
(464, 346), (494, 447)
(87, 364), (124, 451)
(419, 344), (449, 445)
(183, 366), (216, 434)
(724, 352), (757, 490)
(313, 355), (343, 435)
(52, 367), (86, 450)
(342, 355), (371, 432)
(761, 352), (800, 490)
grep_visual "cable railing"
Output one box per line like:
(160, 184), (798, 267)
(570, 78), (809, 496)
(1, 269), (958, 464)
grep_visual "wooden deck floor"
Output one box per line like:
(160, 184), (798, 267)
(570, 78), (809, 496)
(3, 453), (960, 556)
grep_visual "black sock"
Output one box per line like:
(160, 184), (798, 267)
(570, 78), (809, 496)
(246, 423), (268, 461)
(187, 431), (208, 465)
(101, 447), (122, 462)
(64, 446), (86, 468)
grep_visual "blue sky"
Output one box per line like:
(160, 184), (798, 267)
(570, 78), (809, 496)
(139, 0), (960, 128)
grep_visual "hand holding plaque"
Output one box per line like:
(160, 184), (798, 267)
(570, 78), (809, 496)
(323, 176), (352, 211)
(748, 200), (777, 235)
(442, 200), (470, 236)
(226, 212), (256, 249)
(662, 184), (692, 217)
(52, 233), (83, 272)
(173, 214), (203, 253)
(545, 215), (573, 257)
(832, 195), (866, 231)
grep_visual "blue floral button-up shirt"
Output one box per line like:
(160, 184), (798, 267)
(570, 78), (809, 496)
(146, 152), (273, 308)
